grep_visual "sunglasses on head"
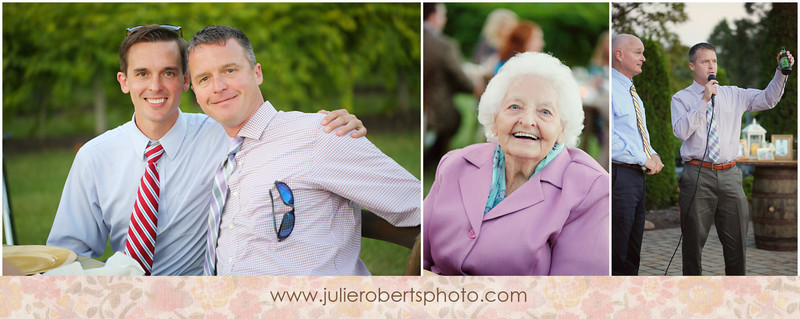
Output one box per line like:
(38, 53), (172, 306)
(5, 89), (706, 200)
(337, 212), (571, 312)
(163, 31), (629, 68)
(270, 181), (295, 242)
(125, 24), (183, 37)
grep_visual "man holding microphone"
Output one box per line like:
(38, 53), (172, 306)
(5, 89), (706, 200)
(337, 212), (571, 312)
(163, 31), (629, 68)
(671, 43), (793, 275)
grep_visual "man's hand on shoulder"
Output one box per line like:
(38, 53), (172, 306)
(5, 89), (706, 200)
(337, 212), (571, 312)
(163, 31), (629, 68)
(318, 109), (367, 138)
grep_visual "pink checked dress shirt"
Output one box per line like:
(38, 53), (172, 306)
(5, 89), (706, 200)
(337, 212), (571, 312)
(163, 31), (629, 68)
(215, 101), (421, 275)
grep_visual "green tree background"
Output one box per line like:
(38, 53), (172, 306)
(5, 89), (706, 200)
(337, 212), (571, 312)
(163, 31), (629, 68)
(3, 3), (420, 139)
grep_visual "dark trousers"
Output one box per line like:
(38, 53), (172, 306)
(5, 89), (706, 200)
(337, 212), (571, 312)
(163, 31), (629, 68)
(612, 165), (646, 275)
(679, 164), (748, 275)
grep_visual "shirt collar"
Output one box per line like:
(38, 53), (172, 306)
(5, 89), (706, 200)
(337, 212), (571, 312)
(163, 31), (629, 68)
(237, 100), (278, 140)
(611, 68), (633, 89)
(129, 109), (186, 160)
(690, 80), (705, 95)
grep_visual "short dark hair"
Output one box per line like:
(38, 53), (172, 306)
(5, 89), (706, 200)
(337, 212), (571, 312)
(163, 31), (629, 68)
(689, 42), (715, 63)
(119, 25), (187, 74)
(188, 25), (256, 66)
(423, 3), (440, 21)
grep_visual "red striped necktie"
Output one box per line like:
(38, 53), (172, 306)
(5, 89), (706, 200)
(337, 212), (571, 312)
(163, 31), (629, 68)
(124, 141), (164, 275)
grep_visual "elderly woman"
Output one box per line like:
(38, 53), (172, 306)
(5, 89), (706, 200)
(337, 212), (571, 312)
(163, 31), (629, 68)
(423, 52), (609, 276)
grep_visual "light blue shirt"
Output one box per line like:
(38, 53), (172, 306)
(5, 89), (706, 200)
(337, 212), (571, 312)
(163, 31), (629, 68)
(47, 111), (228, 275)
(611, 68), (657, 165)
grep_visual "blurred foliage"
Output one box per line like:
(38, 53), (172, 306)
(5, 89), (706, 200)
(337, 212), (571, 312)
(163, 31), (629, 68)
(635, 38), (679, 209)
(754, 2), (797, 140)
(3, 3), (420, 138)
(444, 3), (609, 68)
(707, 3), (769, 89)
(612, 3), (688, 45)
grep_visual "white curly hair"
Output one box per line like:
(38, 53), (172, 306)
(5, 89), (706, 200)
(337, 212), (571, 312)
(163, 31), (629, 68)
(477, 51), (584, 147)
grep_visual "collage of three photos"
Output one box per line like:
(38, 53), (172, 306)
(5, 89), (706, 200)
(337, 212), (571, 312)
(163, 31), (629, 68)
(2, 2), (797, 277)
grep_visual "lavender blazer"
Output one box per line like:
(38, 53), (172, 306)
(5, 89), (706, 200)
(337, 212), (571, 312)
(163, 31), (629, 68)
(423, 143), (610, 275)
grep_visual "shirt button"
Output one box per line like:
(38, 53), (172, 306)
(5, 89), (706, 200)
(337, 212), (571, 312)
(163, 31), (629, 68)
(238, 161), (243, 167)
(232, 191), (238, 196)
(228, 258), (233, 263)
(468, 229), (476, 239)
(228, 224), (234, 230)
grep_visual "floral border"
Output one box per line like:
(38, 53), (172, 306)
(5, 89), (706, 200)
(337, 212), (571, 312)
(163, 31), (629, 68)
(2, 276), (799, 317)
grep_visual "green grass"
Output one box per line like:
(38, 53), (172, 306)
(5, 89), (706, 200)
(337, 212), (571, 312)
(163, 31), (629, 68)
(3, 130), (420, 275)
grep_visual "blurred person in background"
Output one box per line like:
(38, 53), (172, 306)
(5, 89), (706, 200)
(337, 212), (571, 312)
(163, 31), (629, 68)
(423, 3), (480, 173)
(494, 21), (545, 75)
(470, 8), (519, 82)
(423, 52), (609, 276)
(580, 31), (610, 170)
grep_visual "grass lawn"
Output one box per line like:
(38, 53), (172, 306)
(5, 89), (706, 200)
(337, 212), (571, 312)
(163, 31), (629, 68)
(3, 129), (420, 275)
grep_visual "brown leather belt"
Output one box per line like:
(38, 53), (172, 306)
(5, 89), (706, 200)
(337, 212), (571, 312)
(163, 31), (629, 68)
(686, 159), (736, 170)
(613, 163), (646, 171)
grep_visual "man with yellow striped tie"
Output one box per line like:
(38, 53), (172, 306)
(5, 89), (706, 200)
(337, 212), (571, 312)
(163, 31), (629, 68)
(611, 34), (664, 276)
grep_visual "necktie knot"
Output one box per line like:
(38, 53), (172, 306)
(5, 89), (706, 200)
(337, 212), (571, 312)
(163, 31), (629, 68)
(145, 142), (164, 165)
(228, 137), (245, 157)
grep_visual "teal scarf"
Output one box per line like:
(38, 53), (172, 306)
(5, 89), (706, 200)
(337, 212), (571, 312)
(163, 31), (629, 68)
(484, 143), (564, 214)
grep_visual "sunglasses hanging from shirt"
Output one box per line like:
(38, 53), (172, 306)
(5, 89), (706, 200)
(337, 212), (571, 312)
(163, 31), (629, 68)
(270, 181), (295, 241)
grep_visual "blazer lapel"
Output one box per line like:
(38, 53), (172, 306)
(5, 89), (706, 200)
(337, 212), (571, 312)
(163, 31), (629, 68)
(483, 175), (544, 221)
(458, 146), (493, 234)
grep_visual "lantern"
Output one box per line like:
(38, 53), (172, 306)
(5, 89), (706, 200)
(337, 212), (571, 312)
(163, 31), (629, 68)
(742, 118), (766, 159)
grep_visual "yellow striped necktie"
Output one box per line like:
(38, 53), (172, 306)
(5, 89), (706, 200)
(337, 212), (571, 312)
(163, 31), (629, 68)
(630, 84), (652, 159)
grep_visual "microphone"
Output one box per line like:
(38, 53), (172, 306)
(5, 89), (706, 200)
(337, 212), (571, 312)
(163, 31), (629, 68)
(708, 74), (717, 106)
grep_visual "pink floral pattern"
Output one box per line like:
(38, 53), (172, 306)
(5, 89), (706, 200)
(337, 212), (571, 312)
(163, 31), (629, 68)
(2, 276), (800, 317)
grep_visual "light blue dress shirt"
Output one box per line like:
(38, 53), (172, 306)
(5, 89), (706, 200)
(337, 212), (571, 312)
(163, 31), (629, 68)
(47, 111), (228, 275)
(611, 68), (658, 165)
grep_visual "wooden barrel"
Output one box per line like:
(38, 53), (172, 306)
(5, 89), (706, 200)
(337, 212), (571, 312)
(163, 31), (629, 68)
(750, 165), (797, 251)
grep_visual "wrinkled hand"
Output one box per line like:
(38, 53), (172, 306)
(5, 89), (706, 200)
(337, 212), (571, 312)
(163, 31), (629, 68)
(318, 109), (367, 138)
(776, 50), (795, 67)
(643, 154), (663, 175)
(702, 79), (718, 103)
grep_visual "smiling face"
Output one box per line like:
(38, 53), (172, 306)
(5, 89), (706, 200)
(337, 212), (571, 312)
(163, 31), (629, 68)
(117, 41), (189, 136)
(689, 48), (718, 85)
(188, 38), (264, 137)
(493, 75), (564, 164)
